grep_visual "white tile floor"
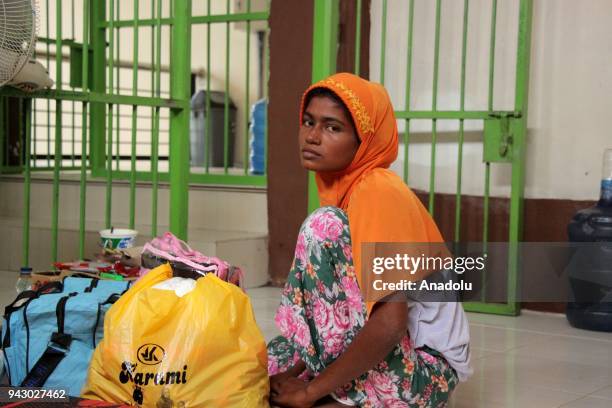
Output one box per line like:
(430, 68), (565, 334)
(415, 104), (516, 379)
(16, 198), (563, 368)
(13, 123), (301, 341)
(247, 286), (612, 408)
(1, 271), (610, 408)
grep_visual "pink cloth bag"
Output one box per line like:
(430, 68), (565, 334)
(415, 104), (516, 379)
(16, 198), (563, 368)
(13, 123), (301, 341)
(142, 232), (244, 287)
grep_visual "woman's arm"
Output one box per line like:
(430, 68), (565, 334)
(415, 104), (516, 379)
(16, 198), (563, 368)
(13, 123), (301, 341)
(271, 297), (407, 407)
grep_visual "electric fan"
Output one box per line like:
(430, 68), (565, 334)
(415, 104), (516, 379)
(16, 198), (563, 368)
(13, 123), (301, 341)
(0, 0), (53, 91)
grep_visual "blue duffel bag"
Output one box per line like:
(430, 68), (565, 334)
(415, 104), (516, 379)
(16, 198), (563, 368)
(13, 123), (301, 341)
(1, 276), (130, 396)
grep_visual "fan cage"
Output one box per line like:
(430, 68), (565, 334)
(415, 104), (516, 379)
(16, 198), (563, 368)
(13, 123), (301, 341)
(0, 0), (38, 86)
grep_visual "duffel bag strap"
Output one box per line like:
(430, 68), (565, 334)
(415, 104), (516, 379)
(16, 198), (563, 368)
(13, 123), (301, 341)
(2, 290), (39, 349)
(2, 281), (64, 348)
(20, 332), (72, 387)
(19, 294), (74, 387)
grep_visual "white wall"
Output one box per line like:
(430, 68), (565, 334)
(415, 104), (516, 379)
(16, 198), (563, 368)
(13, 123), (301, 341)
(369, 0), (612, 200)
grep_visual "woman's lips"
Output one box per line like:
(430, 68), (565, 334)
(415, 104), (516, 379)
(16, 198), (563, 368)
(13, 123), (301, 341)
(301, 148), (321, 159)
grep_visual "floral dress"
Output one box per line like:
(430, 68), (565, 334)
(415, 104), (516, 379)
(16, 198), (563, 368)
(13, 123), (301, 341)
(267, 207), (458, 407)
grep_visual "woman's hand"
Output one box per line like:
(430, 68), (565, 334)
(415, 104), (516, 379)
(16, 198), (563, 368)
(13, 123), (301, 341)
(270, 377), (317, 408)
(270, 370), (294, 396)
(270, 360), (308, 396)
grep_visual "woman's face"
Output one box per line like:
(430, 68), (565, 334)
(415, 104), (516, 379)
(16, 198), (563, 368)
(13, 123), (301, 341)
(299, 95), (360, 172)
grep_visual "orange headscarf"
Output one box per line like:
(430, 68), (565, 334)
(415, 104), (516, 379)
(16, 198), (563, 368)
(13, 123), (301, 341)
(300, 73), (445, 314)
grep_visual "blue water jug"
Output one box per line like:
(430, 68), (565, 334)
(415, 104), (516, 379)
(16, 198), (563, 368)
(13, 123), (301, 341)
(249, 99), (267, 175)
(566, 149), (612, 332)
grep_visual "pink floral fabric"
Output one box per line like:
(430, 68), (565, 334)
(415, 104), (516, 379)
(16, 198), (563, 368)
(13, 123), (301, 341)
(267, 207), (458, 407)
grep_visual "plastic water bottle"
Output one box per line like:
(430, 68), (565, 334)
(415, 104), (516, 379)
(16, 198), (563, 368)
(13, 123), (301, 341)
(597, 148), (612, 207)
(15, 267), (32, 294)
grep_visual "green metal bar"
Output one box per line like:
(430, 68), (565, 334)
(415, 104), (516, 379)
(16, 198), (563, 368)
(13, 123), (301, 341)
(79, 0), (91, 259)
(99, 12), (269, 28)
(46, 0), (50, 168)
(151, 0), (163, 237)
(115, 2), (120, 171)
(32, 99), (36, 168)
(71, 112), (75, 166)
(29, 166), (85, 172)
(192, 11), (269, 24)
(189, 173), (266, 186)
(149, 0), (155, 225)
(488, 0), (498, 111)
(353, 0), (362, 75)
(169, 0), (192, 240)
(100, 18), (172, 28)
(0, 167), (26, 173)
(308, 0), (339, 213)
(428, 0), (442, 214)
(89, 0), (108, 177)
(90, 169), (267, 187)
(455, 0), (470, 242)
(79, 98), (89, 256)
(379, 0), (387, 85)
(105, 0), (114, 229)
(151, 0), (155, 173)
(129, 0), (140, 229)
(0, 97), (5, 170)
(244, 0), (251, 175)
(403, 0), (415, 183)
(393, 110), (516, 120)
(71, 0), (75, 167)
(151, 0), (155, 95)
(205, 0), (211, 173)
(479, 0), (497, 304)
(51, 0), (64, 263)
(115, 103), (120, 171)
(481, 162), (491, 302)
(0, 88), (189, 109)
(34, 36), (60, 45)
(22, 99), (32, 267)
(224, 0), (231, 174)
(505, 0), (533, 314)
(462, 301), (517, 316)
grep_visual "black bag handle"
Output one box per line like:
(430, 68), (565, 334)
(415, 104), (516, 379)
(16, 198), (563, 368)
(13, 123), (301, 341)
(3, 280), (63, 316)
(4, 290), (37, 315)
(3, 281), (64, 348)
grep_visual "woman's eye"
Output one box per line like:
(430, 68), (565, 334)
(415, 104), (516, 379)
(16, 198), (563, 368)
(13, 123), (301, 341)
(327, 125), (340, 132)
(302, 119), (313, 127)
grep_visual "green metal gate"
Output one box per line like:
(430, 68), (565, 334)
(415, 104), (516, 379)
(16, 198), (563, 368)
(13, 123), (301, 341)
(309, 0), (533, 316)
(0, 0), (269, 268)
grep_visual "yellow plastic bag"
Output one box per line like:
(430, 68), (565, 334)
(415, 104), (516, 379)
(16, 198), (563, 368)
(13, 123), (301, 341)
(82, 264), (269, 407)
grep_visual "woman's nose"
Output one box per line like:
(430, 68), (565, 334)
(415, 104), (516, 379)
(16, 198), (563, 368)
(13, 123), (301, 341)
(305, 125), (321, 144)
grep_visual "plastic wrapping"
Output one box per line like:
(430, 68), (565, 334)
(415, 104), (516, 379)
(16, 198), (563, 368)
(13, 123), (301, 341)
(82, 264), (269, 407)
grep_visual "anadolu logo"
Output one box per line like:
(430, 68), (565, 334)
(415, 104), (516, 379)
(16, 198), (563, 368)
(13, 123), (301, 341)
(137, 343), (165, 365)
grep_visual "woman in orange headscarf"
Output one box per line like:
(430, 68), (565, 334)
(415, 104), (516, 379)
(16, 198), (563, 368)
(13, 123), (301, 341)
(267, 73), (471, 407)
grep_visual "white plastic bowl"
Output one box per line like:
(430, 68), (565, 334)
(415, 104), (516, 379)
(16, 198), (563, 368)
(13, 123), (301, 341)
(99, 229), (138, 250)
